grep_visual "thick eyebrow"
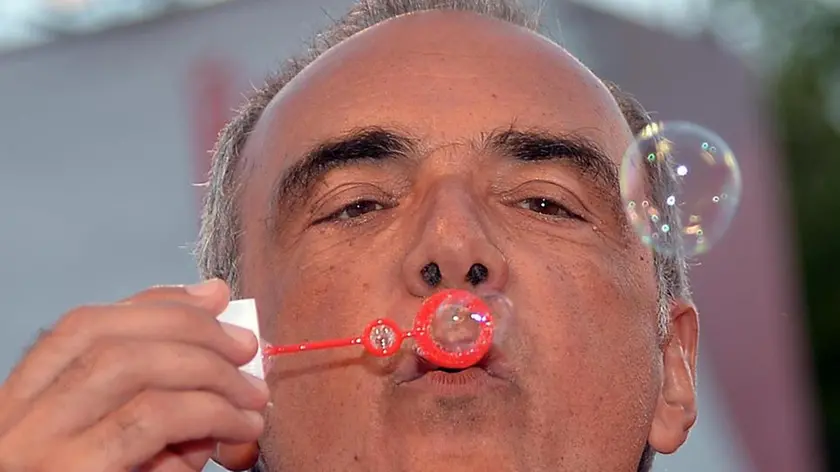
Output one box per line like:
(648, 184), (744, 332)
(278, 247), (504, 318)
(270, 126), (417, 213)
(484, 127), (620, 190)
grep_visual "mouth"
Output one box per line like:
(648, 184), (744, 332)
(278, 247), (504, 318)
(393, 348), (513, 392)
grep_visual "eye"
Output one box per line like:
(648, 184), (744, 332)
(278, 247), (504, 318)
(320, 199), (385, 223)
(516, 197), (580, 220)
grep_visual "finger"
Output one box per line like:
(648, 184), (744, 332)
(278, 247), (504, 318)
(137, 439), (217, 472)
(1, 297), (255, 406)
(77, 390), (264, 471)
(170, 439), (216, 471)
(213, 442), (261, 471)
(137, 450), (196, 472)
(120, 279), (230, 310)
(2, 280), (229, 403)
(19, 340), (268, 438)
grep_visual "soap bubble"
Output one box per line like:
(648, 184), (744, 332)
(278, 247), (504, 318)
(429, 302), (486, 353)
(620, 121), (742, 257)
(414, 289), (513, 369)
(478, 291), (514, 342)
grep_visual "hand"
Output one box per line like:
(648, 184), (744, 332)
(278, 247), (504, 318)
(0, 279), (269, 472)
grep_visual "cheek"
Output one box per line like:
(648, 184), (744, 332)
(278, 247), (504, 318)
(262, 360), (384, 471)
(249, 235), (400, 464)
(512, 246), (660, 439)
(526, 256), (658, 378)
(261, 240), (382, 343)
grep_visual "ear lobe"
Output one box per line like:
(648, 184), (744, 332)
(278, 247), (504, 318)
(213, 441), (261, 471)
(648, 302), (699, 454)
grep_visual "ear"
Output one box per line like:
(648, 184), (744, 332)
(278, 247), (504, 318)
(648, 300), (699, 454)
(213, 442), (261, 471)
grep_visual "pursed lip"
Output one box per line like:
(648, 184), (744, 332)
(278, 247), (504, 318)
(392, 347), (515, 386)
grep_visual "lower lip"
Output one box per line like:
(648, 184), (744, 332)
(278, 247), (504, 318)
(406, 367), (502, 395)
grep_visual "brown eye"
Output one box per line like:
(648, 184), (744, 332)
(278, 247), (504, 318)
(332, 200), (384, 221)
(517, 198), (576, 219)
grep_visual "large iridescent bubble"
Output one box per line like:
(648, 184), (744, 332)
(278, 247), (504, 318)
(620, 121), (742, 257)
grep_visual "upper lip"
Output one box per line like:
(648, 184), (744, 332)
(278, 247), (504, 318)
(392, 347), (513, 385)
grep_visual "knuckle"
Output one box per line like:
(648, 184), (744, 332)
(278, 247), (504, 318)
(134, 392), (163, 421)
(118, 391), (161, 437)
(66, 340), (127, 385)
(88, 339), (128, 369)
(112, 407), (149, 449)
(55, 304), (103, 335)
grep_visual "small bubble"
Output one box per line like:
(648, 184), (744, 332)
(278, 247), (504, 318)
(369, 325), (396, 350)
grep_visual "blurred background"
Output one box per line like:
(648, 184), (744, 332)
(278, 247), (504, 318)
(0, 0), (837, 471)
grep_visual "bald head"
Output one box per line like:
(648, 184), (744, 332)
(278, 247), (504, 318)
(251, 10), (633, 171)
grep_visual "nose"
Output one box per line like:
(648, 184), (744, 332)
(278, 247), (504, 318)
(402, 186), (509, 297)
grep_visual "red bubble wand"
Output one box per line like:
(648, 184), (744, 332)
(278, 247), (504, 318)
(263, 289), (496, 369)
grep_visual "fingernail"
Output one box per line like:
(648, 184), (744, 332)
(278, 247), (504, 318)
(221, 322), (256, 347)
(186, 278), (220, 296)
(243, 410), (265, 429)
(242, 371), (269, 397)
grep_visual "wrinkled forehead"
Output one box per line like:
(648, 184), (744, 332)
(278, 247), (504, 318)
(244, 10), (633, 180)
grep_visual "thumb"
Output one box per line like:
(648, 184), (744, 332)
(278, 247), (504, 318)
(213, 442), (261, 471)
(136, 440), (214, 472)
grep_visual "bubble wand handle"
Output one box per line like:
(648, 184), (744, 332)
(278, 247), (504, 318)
(263, 336), (365, 355)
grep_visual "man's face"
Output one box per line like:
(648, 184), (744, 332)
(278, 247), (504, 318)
(235, 11), (697, 472)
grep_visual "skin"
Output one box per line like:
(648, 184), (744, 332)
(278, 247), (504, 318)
(0, 10), (697, 472)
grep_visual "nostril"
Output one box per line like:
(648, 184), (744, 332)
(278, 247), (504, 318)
(421, 262), (442, 287)
(465, 263), (489, 286)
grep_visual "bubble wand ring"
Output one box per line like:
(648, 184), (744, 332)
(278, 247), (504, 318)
(412, 290), (493, 368)
(263, 289), (495, 369)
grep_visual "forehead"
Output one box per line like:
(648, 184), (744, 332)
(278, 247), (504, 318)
(244, 10), (633, 182)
